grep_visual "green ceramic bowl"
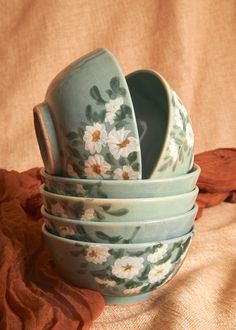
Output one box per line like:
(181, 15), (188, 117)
(41, 164), (200, 199)
(42, 204), (198, 243)
(42, 224), (195, 304)
(127, 70), (194, 179)
(40, 185), (198, 222)
(33, 49), (142, 179)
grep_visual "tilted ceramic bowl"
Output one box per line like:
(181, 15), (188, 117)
(41, 164), (200, 199)
(43, 224), (195, 304)
(33, 48), (142, 179)
(126, 70), (194, 179)
(42, 204), (198, 243)
(40, 184), (198, 222)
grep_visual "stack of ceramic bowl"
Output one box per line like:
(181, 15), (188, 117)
(34, 49), (200, 304)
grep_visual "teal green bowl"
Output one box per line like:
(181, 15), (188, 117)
(40, 185), (199, 222)
(41, 164), (200, 199)
(42, 224), (195, 304)
(42, 204), (198, 243)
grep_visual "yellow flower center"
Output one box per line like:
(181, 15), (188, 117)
(122, 171), (129, 180)
(92, 164), (101, 174)
(92, 130), (101, 142)
(89, 250), (98, 258)
(118, 138), (130, 149)
(123, 263), (133, 272)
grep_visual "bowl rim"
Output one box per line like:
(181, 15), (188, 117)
(41, 203), (198, 227)
(42, 222), (195, 247)
(40, 184), (199, 203)
(126, 69), (174, 179)
(40, 163), (200, 185)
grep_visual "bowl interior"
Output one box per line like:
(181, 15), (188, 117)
(127, 71), (170, 179)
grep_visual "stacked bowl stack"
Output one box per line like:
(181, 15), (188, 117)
(34, 49), (200, 304)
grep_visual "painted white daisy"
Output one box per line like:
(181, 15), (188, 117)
(175, 108), (183, 130)
(84, 154), (111, 179)
(185, 123), (194, 148)
(123, 284), (146, 295)
(105, 96), (124, 124)
(50, 203), (67, 217)
(108, 128), (139, 160)
(85, 245), (110, 264)
(148, 259), (172, 284)
(113, 165), (139, 180)
(66, 163), (78, 177)
(83, 123), (107, 154)
(112, 256), (144, 279)
(58, 225), (75, 236)
(80, 208), (95, 221)
(147, 244), (168, 263)
(168, 138), (179, 162)
(95, 277), (116, 287)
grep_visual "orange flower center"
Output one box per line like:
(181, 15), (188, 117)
(123, 264), (133, 272)
(92, 130), (101, 142)
(122, 171), (129, 180)
(92, 164), (101, 174)
(118, 138), (130, 149)
(89, 250), (98, 258)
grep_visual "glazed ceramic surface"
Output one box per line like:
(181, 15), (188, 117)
(40, 185), (199, 222)
(43, 224), (195, 304)
(41, 164), (200, 199)
(126, 70), (194, 179)
(33, 49), (142, 179)
(42, 204), (198, 243)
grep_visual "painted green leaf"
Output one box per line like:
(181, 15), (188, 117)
(105, 208), (128, 216)
(109, 248), (124, 259)
(92, 111), (99, 122)
(119, 157), (127, 166)
(181, 237), (191, 254)
(95, 231), (111, 240)
(109, 236), (123, 243)
(100, 204), (111, 211)
(121, 105), (132, 118)
(155, 254), (171, 266)
(140, 264), (151, 280)
(85, 105), (93, 122)
(90, 86), (106, 104)
(69, 250), (84, 257)
(90, 269), (107, 277)
(132, 162), (140, 171)
(95, 211), (105, 220)
(110, 76), (120, 93)
(120, 87), (126, 96)
(71, 140), (80, 147)
(99, 109), (106, 123)
(115, 120), (128, 129)
(79, 262), (87, 268)
(105, 153), (115, 165)
(70, 147), (81, 158)
(158, 162), (170, 172)
(66, 131), (78, 139)
(171, 247), (183, 263)
(106, 89), (113, 98)
(76, 224), (87, 235)
(127, 250), (144, 257)
(128, 151), (137, 164)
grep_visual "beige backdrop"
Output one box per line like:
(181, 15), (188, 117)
(0, 0), (236, 171)
(0, 2), (236, 330)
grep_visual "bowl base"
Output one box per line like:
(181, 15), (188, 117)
(104, 292), (151, 305)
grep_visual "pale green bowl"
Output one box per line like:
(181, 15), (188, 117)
(40, 185), (198, 222)
(42, 224), (195, 304)
(42, 204), (198, 243)
(41, 164), (200, 199)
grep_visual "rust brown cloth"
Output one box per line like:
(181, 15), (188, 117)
(196, 148), (236, 218)
(0, 168), (105, 330)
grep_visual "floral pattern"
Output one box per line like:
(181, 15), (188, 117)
(113, 165), (139, 180)
(44, 196), (129, 222)
(64, 77), (141, 179)
(67, 233), (193, 297)
(158, 90), (194, 173)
